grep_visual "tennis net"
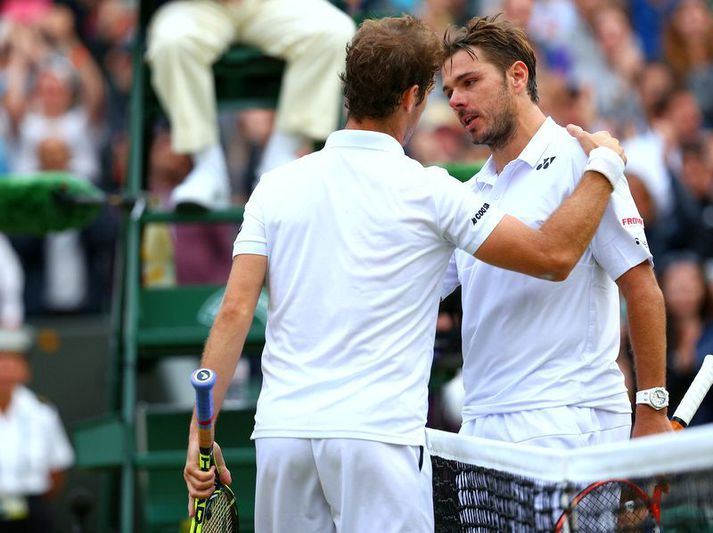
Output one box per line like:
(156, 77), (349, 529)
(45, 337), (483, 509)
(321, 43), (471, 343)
(426, 424), (713, 532)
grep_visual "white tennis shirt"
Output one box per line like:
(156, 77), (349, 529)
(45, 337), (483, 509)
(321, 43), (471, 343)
(234, 129), (504, 445)
(0, 386), (75, 495)
(441, 118), (652, 421)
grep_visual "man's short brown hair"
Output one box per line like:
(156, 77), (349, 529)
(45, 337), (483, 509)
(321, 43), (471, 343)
(341, 16), (443, 121)
(443, 15), (539, 103)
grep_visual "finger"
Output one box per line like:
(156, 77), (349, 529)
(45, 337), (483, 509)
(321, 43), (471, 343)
(188, 496), (195, 517)
(213, 443), (233, 485)
(566, 124), (584, 138)
(184, 464), (215, 485)
(184, 466), (217, 498)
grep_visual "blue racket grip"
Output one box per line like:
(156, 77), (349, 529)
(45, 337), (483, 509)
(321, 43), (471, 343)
(191, 368), (216, 430)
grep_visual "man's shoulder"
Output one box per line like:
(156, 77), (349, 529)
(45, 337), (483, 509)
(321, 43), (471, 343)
(14, 386), (59, 417)
(549, 122), (588, 163)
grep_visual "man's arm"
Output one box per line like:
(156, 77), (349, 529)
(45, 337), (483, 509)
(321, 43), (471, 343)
(476, 126), (626, 281)
(617, 261), (672, 438)
(183, 253), (267, 515)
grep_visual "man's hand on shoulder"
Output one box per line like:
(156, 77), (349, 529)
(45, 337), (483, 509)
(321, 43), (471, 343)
(566, 124), (627, 164)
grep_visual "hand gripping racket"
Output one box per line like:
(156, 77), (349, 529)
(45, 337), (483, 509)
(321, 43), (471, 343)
(190, 368), (239, 533)
(555, 355), (713, 532)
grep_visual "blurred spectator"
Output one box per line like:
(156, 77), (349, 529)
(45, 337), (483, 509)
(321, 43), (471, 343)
(145, 128), (235, 286)
(0, 233), (23, 329)
(659, 253), (713, 425)
(635, 61), (676, 130)
(230, 108), (277, 201)
(415, 0), (474, 34)
(145, 0), (355, 211)
(622, 87), (710, 259)
(0, 326), (75, 533)
(0, 0), (52, 26)
(0, 4), (116, 315)
(589, 4), (643, 134)
(4, 19), (104, 180)
(92, 0), (135, 188)
(539, 74), (597, 131)
(678, 140), (713, 259)
(629, 0), (678, 62)
(526, 0), (578, 73)
(663, 0), (713, 127)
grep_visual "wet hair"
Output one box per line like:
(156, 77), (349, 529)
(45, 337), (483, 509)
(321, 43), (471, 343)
(443, 15), (539, 103)
(341, 16), (443, 120)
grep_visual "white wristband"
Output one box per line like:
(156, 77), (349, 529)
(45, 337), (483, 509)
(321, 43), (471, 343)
(583, 147), (625, 190)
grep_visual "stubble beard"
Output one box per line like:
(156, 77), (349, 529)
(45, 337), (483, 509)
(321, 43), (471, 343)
(471, 84), (517, 151)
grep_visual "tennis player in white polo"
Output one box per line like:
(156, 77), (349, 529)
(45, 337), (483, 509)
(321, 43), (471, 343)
(441, 16), (672, 449)
(184, 16), (629, 532)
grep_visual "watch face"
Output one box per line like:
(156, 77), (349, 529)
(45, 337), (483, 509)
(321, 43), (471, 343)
(651, 389), (667, 408)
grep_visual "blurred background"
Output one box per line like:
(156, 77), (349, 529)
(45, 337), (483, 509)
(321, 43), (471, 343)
(0, 0), (712, 531)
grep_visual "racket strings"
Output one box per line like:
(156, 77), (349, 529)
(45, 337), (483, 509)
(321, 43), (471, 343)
(565, 481), (658, 532)
(203, 485), (239, 533)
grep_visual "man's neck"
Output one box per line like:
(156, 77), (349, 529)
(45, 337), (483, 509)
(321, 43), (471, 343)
(0, 390), (12, 413)
(491, 104), (547, 175)
(345, 116), (408, 146)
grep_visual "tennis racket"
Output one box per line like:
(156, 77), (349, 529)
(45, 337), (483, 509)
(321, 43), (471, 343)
(555, 354), (713, 532)
(671, 354), (713, 430)
(189, 368), (240, 533)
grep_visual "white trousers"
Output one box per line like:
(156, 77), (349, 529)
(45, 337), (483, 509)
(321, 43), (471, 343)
(254, 437), (434, 533)
(460, 405), (632, 449)
(146, 0), (355, 152)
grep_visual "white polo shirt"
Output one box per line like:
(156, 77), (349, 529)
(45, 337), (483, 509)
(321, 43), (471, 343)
(0, 386), (75, 495)
(234, 129), (505, 446)
(441, 118), (652, 421)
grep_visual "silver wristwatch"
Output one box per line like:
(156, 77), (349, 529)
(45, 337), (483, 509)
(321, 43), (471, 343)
(635, 387), (669, 410)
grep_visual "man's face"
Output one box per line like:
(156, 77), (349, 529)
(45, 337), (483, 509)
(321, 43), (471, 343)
(0, 353), (28, 393)
(442, 48), (517, 150)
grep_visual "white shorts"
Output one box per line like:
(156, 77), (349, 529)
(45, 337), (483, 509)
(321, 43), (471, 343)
(254, 437), (433, 533)
(459, 406), (631, 449)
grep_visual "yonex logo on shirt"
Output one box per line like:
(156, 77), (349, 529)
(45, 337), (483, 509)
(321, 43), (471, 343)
(536, 156), (556, 170)
(471, 203), (490, 225)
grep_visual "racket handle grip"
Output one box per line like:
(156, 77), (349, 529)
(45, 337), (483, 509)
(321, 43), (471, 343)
(671, 354), (713, 429)
(192, 368), (216, 447)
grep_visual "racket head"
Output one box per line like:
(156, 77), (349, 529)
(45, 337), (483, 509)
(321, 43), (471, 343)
(201, 481), (239, 533)
(555, 479), (658, 532)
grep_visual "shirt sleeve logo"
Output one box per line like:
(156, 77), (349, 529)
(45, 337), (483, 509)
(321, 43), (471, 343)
(621, 217), (644, 226)
(471, 203), (490, 225)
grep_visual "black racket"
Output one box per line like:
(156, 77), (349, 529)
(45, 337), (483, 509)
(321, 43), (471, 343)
(189, 368), (239, 533)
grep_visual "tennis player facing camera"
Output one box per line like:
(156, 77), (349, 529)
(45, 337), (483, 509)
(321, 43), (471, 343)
(440, 16), (672, 449)
(185, 15), (628, 532)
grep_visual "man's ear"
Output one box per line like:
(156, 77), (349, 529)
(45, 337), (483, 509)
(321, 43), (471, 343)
(402, 85), (420, 113)
(508, 61), (529, 95)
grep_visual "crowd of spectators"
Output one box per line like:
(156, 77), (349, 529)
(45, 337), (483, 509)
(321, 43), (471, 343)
(0, 0), (712, 422)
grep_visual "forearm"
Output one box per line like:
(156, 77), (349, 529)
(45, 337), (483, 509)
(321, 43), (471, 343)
(618, 264), (672, 436)
(194, 303), (255, 425)
(4, 57), (30, 128)
(626, 283), (667, 391)
(188, 254), (267, 435)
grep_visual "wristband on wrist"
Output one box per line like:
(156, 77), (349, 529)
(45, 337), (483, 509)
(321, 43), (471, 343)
(583, 147), (625, 190)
